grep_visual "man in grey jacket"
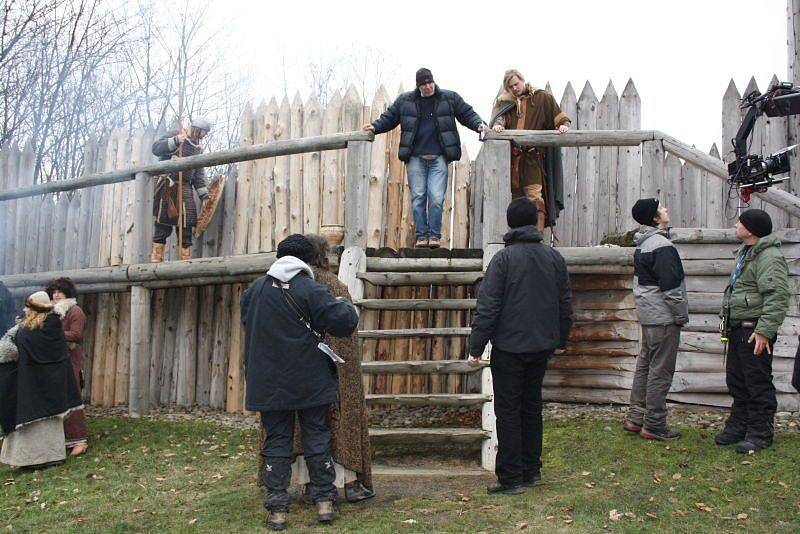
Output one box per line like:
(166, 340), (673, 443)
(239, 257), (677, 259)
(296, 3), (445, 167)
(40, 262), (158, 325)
(624, 198), (688, 441)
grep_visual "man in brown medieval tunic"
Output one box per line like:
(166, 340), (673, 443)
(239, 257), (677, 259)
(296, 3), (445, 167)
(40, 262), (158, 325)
(150, 117), (211, 262)
(490, 69), (570, 233)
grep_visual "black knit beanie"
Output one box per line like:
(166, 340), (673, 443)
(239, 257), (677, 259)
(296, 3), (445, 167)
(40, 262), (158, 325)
(739, 209), (773, 238)
(276, 234), (314, 263)
(632, 198), (660, 226)
(416, 68), (434, 87)
(506, 197), (538, 229)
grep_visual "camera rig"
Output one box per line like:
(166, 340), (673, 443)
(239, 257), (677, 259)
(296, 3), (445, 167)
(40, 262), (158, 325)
(728, 81), (800, 201)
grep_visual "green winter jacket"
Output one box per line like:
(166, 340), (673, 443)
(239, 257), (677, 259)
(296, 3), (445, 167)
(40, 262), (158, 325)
(722, 233), (790, 339)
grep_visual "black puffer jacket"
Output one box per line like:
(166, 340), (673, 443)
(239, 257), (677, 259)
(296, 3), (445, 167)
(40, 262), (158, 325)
(371, 85), (484, 162)
(469, 226), (573, 356)
(241, 256), (359, 412)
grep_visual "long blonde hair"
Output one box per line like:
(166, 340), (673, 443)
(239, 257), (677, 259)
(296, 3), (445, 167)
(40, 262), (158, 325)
(20, 308), (47, 330)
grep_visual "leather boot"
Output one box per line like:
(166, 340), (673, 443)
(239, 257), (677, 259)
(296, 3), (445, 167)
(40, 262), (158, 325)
(316, 501), (334, 523)
(150, 243), (165, 263)
(265, 511), (287, 531)
(179, 247), (192, 261)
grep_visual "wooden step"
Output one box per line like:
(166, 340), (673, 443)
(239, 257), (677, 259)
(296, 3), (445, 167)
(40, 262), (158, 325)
(357, 271), (483, 286)
(359, 327), (471, 339)
(356, 298), (477, 310)
(366, 393), (491, 406)
(366, 257), (483, 272)
(372, 465), (487, 477)
(368, 427), (489, 445)
(361, 359), (486, 374)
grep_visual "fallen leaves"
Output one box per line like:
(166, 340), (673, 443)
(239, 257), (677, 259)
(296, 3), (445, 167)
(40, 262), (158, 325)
(695, 502), (714, 513)
(400, 518), (417, 525)
(608, 509), (636, 521)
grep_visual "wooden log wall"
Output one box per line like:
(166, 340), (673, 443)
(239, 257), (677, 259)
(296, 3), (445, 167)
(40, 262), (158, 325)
(667, 235), (800, 411)
(546, 234), (800, 412)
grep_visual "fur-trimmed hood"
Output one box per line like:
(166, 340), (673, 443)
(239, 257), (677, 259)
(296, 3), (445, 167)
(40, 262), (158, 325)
(494, 82), (537, 107)
(53, 298), (77, 318)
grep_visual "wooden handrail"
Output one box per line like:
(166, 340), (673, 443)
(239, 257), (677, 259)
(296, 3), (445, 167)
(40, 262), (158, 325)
(0, 131), (374, 201)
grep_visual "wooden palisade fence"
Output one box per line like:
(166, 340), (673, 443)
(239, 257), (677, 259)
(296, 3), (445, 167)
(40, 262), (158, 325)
(1, 81), (800, 424)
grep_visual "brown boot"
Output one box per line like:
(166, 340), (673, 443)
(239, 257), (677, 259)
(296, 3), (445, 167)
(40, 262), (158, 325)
(150, 243), (165, 263)
(179, 247), (192, 261)
(316, 501), (334, 523)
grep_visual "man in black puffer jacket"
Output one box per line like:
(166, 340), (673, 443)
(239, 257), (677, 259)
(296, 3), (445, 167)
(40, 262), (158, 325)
(242, 234), (359, 529)
(468, 197), (573, 496)
(364, 68), (487, 249)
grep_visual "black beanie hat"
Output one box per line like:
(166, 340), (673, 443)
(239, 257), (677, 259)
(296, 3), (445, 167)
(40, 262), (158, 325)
(276, 234), (314, 263)
(506, 197), (538, 229)
(416, 68), (434, 87)
(739, 209), (773, 238)
(631, 198), (660, 226)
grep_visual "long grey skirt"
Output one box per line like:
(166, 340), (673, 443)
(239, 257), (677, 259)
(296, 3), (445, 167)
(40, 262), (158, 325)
(0, 417), (66, 468)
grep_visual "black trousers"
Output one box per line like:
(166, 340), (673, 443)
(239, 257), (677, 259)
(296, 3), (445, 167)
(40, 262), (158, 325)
(723, 326), (777, 441)
(490, 348), (549, 486)
(260, 405), (336, 512)
(153, 221), (192, 248)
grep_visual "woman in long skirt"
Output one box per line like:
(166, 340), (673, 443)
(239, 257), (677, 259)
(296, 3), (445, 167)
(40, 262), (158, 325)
(47, 278), (88, 456)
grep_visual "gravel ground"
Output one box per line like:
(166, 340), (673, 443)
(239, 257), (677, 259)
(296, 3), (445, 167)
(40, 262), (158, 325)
(85, 402), (800, 433)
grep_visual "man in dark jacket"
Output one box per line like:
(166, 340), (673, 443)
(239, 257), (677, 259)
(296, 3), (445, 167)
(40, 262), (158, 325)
(716, 209), (789, 453)
(624, 198), (688, 441)
(150, 117), (211, 262)
(363, 68), (487, 248)
(242, 234), (358, 530)
(468, 197), (572, 495)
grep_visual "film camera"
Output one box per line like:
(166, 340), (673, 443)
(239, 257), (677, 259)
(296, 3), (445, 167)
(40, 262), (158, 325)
(728, 81), (800, 197)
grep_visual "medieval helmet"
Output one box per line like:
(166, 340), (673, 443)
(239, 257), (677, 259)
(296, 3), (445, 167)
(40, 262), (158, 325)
(191, 116), (213, 132)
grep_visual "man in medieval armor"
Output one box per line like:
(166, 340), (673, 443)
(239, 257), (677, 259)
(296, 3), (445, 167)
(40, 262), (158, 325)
(150, 117), (211, 262)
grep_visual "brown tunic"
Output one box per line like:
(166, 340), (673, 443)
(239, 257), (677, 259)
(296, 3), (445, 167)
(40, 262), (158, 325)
(492, 87), (570, 192)
(59, 302), (87, 445)
(258, 268), (372, 489)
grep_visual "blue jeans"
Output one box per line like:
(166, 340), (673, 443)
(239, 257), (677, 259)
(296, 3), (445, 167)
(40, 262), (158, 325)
(406, 155), (448, 239)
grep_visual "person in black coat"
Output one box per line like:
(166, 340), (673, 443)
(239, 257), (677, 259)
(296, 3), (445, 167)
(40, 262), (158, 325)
(363, 68), (487, 249)
(242, 234), (358, 530)
(468, 197), (573, 495)
(0, 281), (17, 334)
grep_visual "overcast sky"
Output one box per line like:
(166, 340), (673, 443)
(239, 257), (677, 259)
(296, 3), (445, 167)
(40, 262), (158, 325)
(216, 0), (788, 159)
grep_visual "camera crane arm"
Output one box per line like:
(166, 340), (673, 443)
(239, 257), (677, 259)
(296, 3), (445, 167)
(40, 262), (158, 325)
(728, 82), (800, 196)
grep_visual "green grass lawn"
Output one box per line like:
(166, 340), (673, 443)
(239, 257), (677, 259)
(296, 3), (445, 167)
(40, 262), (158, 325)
(1, 416), (798, 533)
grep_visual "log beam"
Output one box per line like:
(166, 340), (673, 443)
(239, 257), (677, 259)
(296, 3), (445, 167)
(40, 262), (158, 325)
(0, 131), (375, 201)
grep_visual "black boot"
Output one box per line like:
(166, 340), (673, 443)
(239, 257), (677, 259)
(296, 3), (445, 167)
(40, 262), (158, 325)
(487, 480), (525, 495)
(640, 427), (681, 441)
(523, 470), (542, 487)
(715, 427), (745, 446)
(345, 480), (376, 502)
(735, 435), (773, 454)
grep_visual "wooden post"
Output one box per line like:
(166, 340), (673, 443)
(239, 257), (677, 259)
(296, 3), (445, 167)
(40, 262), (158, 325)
(302, 94), (322, 234)
(129, 169), (151, 416)
(617, 79), (642, 234)
(789, 0), (800, 226)
(344, 140), (371, 248)
(597, 81), (620, 240)
(480, 140), (511, 247)
(576, 81), (599, 246)
(559, 83), (578, 245)
(481, 243), (502, 471)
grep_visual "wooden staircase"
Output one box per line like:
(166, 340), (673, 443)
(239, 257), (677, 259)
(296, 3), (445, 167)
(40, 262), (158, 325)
(342, 248), (493, 462)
